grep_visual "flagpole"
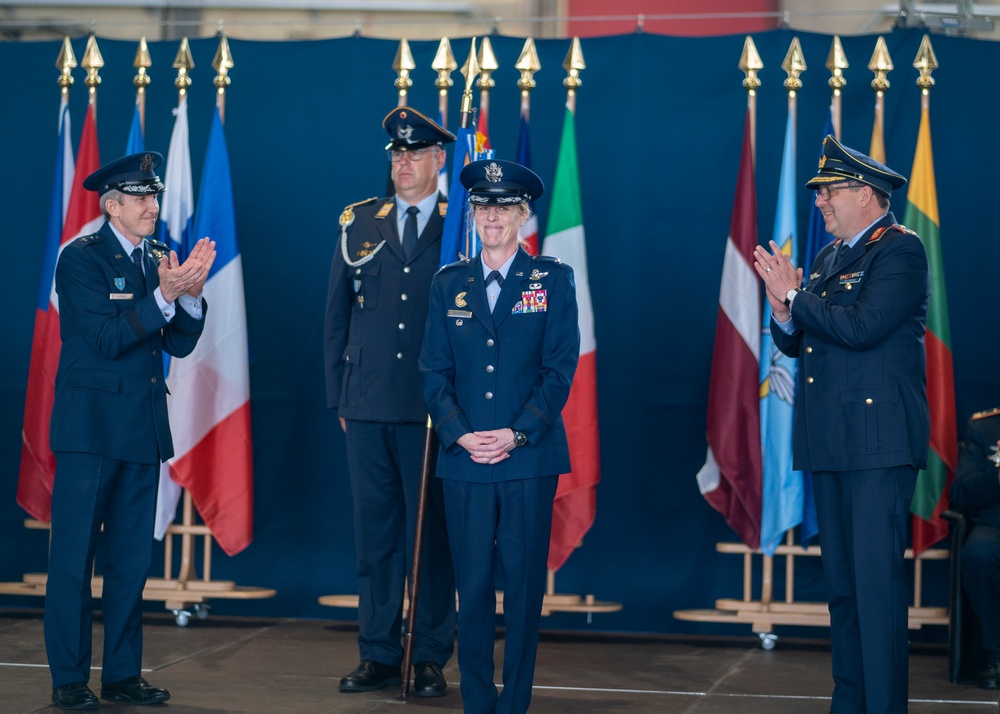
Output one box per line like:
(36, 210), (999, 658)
(212, 33), (234, 123)
(516, 37), (540, 123)
(475, 36), (497, 147)
(515, 37), (540, 254)
(133, 37), (151, 136)
(82, 34), (103, 114)
(393, 38), (415, 107)
(432, 37), (457, 130)
(868, 36), (893, 164)
(826, 36), (847, 141)
(57, 36), (76, 100)
(739, 36), (762, 165)
(458, 39), (479, 257)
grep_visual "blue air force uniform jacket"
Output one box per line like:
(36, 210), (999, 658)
(419, 249), (580, 482)
(950, 409), (1000, 528)
(324, 194), (445, 423)
(770, 213), (930, 473)
(50, 222), (207, 464)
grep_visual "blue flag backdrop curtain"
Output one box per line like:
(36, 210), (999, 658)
(4, 29), (999, 634)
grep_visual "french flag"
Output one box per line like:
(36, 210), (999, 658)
(165, 107), (253, 556)
(18, 102), (102, 521)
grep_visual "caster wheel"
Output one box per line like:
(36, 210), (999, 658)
(759, 633), (777, 650)
(193, 603), (211, 621)
(173, 610), (191, 627)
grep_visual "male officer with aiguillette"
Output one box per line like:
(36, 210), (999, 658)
(324, 107), (456, 696)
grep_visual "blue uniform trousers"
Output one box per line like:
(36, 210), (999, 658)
(960, 523), (1000, 652)
(814, 466), (917, 714)
(44, 452), (158, 687)
(443, 475), (557, 714)
(344, 420), (455, 666)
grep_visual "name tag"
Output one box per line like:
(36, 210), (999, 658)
(110, 293), (134, 300)
(447, 309), (473, 318)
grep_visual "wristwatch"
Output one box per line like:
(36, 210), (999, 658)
(784, 288), (802, 307)
(512, 430), (528, 448)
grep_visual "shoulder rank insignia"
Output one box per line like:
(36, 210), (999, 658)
(972, 407), (1000, 421)
(375, 200), (394, 219)
(866, 226), (889, 244)
(438, 202), (447, 217)
(892, 223), (918, 236)
(339, 197), (378, 228)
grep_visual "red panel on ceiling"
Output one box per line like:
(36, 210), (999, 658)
(567, 0), (779, 37)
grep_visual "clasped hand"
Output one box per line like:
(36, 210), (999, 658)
(753, 240), (804, 321)
(157, 237), (217, 304)
(457, 428), (517, 465)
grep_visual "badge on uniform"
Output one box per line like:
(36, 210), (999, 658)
(115, 277), (126, 290)
(512, 289), (547, 314)
(989, 445), (1000, 468)
(839, 271), (864, 285)
(528, 269), (548, 280)
(455, 292), (468, 308)
(353, 279), (361, 293)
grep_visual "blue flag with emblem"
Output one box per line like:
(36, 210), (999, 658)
(759, 110), (803, 556)
(440, 124), (476, 266)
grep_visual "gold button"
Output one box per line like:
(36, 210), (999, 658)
(805, 346), (812, 354)
(821, 291), (827, 298)
(806, 377), (814, 384)
(865, 398), (873, 405)
(846, 283), (853, 291)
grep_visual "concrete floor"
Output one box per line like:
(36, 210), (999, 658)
(1, 608), (997, 713)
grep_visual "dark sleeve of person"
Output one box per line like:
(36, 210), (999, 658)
(950, 416), (1000, 512)
(56, 242), (170, 359)
(161, 297), (207, 358)
(786, 233), (928, 350)
(323, 233), (352, 410)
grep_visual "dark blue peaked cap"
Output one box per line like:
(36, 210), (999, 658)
(83, 151), (165, 196)
(382, 106), (455, 150)
(460, 159), (544, 205)
(805, 135), (906, 198)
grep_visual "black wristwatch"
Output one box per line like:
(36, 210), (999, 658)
(512, 430), (528, 448)
(784, 288), (803, 307)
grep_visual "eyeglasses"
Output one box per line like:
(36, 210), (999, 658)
(815, 183), (862, 201)
(387, 147), (439, 163)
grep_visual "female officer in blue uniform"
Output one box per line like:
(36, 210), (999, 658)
(419, 159), (580, 714)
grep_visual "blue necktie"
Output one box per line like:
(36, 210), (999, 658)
(402, 206), (419, 259)
(486, 270), (503, 287)
(131, 247), (144, 275)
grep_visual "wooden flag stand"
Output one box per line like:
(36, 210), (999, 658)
(320, 567), (621, 619)
(673, 532), (949, 649)
(0, 490), (275, 626)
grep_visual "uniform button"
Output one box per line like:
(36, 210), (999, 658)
(401, 293), (408, 301)
(805, 346), (812, 354)
(806, 377), (814, 384)
(403, 266), (411, 273)
(821, 291), (827, 297)
(398, 323), (405, 330)
(355, 268), (361, 274)
(485, 392), (494, 400)
(865, 398), (873, 405)
(152, 349), (158, 356)
(151, 377), (158, 384)
(486, 338), (495, 347)
(486, 365), (494, 373)
(396, 352), (404, 360)
(845, 283), (853, 291)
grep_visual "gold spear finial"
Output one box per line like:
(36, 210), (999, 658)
(868, 36), (893, 94)
(458, 38), (480, 116)
(476, 36), (498, 91)
(393, 38), (416, 104)
(781, 37), (806, 95)
(432, 38), (457, 93)
(739, 36), (763, 96)
(212, 34), (234, 94)
(81, 35), (104, 95)
(173, 37), (194, 97)
(913, 34), (938, 94)
(133, 36), (151, 92)
(515, 37), (541, 96)
(56, 36), (77, 95)
(562, 37), (585, 97)
(826, 35), (848, 94)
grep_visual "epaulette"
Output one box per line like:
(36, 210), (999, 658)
(75, 233), (101, 246)
(436, 258), (470, 274)
(144, 238), (170, 262)
(531, 255), (562, 264)
(339, 197), (378, 228)
(972, 407), (1000, 421)
(892, 223), (918, 236)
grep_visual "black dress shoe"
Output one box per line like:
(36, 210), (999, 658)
(978, 647), (1000, 689)
(52, 681), (99, 710)
(100, 675), (170, 704)
(339, 660), (401, 693)
(413, 661), (447, 697)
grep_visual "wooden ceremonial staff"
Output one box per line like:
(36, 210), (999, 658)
(400, 38), (477, 701)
